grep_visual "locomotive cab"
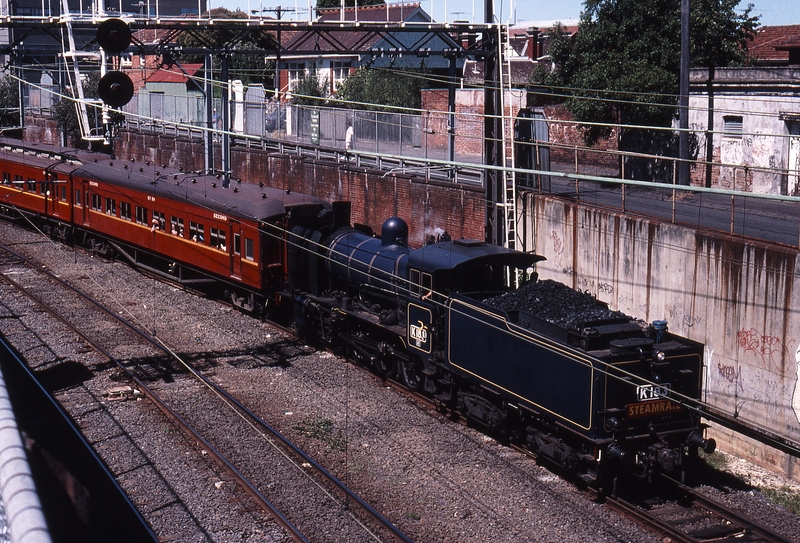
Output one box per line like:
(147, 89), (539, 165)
(406, 238), (545, 301)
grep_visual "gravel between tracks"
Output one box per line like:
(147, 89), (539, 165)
(1, 224), (799, 542)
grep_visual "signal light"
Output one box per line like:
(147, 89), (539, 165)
(98, 71), (134, 108)
(97, 18), (132, 55)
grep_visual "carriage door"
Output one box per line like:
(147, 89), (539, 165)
(230, 221), (242, 278)
(81, 179), (90, 225)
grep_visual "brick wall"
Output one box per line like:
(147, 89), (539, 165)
(419, 91), (620, 172)
(114, 131), (486, 247)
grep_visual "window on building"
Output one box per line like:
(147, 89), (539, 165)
(136, 206), (148, 225)
(105, 197), (116, 215)
(331, 61), (351, 91)
(210, 227), (227, 250)
(723, 115), (743, 139)
(120, 202), (131, 221)
(190, 221), (205, 243)
(287, 62), (306, 91)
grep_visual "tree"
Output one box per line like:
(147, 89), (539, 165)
(316, 0), (384, 9)
(0, 76), (20, 130)
(291, 68), (329, 105)
(546, 0), (758, 144)
(176, 8), (275, 88)
(54, 73), (100, 149)
(333, 68), (423, 112)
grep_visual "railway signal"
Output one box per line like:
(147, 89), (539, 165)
(96, 19), (134, 108)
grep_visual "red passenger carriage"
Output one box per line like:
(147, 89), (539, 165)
(0, 138), (330, 314)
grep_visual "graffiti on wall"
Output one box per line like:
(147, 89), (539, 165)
(717, 362), (744, 393)
(794, 346), (800, 423)
(550, 230), (564, 269)
(736, 328), (795, 374)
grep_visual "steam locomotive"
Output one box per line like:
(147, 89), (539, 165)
(285, 210), (715, 487)
(0, 137), (714, 488)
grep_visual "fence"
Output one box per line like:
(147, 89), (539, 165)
(25, 83), (800, 248)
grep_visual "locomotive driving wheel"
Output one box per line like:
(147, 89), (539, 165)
(373, 342), (397, 377)
(400, 356), (424, 391)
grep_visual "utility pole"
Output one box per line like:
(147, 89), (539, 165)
(678, 0), (690, 185)
(483, 0), (504, 245)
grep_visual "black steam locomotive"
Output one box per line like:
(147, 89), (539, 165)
(284, 207), (715, 488)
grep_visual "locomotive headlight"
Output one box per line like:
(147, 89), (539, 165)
(605, 417), (620, 431)
(654, 350), (667, 363)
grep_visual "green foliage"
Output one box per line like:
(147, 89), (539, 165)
(176, 7), (275, 88)
(53, 73), (101, 149)
(0, 76), (20, 129)
(333, 68), (423, 112)
(316, 0), (384, 9)
(291, 69), (329, 105)
(293, 418), (346, 452)
(763, 486), (800, 515)
(545, 0), (759, 143)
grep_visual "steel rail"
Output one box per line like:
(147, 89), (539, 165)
(0, 242), (310, 543)
(0, 240), (413, 543)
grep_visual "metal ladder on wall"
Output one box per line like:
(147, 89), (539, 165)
(497, 24), (518, 254)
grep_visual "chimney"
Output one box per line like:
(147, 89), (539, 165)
(526, 27), (540, 60)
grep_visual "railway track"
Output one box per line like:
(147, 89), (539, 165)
(0, 240), (412, 543)
(3, 224), (798, 543)
(373, 362), (797, 543)
(605, 475), (795, 543)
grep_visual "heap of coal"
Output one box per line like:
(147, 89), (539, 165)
(484, 279), (628, 329)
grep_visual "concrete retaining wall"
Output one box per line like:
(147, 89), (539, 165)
(524, 193), (800, 480)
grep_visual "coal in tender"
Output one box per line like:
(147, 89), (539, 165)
(484, 279), (628, 329)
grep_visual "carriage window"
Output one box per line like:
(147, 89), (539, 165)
(408, 269), (432, 298)
(28, 179), (37, 192)
(60, 185), (67, 201)
(2, 172), (9, 184)
(210, 227), (226, 250)
(422, 272), (432, 295)
(120, 202), (131, 220)
(244, 237), (254, 260)
(74, 189), (81, 206)
(92, 194), (102, 211)
(152, 211), (165, 231)
(13, 175), (23, 190)
(190, 221), (205, 243)
(170, 216), (184, 236)
(233, 233), (241, 255)
(135, 206), (148, 225)
(105, 197), (116, 215)
(409, 269), (420, 295)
